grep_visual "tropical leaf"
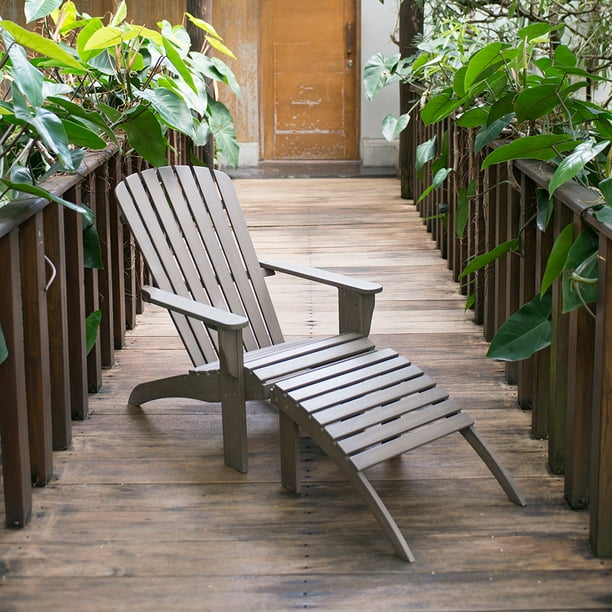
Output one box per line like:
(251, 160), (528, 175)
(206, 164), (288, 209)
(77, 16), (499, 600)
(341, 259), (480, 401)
(416, 168), (452, 203)
(381, 113), (409, 141)
(122, 106), (169, 167)
(475, 113), (514, 153)
(24, 0), (63, 23)
(6, 38), (44, 107)
(0, 325), (8, 365)
(134, 88), (196, 140)
(185, 12), (223, 40)
(85, 310), (102, 355)
(83, 223), (103, 269)
(0, 179), (95, 226)
(562, 230), (599, 313)
(514, 85), (561, 122)
(421, 90), (465, 125)
(363, 53), (401, 101)
(208, 100), (239, 168)
(0, 21), (82, 70)
(463, 42), (506, 91)
(415, 135), (437, 180)
(459, 239), (520, 279)
(456, 179), (477, 238)
(206, 35), (236, 59)
(536, 187), (554, 232)
(162, 37), (197, 93)
(487, 292), (553, 361)
(456, 107), (488, 128)
(481, 134), (573, 169)
(62, 119), (107, 149)
(540, 223), (574, 297)
(548, 139), (610, 196)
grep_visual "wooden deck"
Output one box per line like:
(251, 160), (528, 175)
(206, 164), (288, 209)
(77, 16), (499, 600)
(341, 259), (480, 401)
(1, 177), (611, 610)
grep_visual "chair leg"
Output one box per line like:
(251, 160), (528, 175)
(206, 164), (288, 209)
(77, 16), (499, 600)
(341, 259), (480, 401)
(346, 470), (416, 563)
(461, 425), (526, 506)
(280, 412), (300, 493)
(128, 373), (221, 407)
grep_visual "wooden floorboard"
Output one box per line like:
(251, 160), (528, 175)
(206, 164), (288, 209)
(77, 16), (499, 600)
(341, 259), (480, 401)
(1, 177), (611, 611)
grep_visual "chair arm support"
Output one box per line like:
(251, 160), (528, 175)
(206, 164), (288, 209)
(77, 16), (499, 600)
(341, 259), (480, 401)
(142, 286), (249, 331)
(259, 260), (382, 294)
(259, 260), (381, 336)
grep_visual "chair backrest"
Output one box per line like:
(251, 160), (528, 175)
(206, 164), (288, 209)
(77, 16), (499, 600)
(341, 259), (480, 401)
(115, 165), (284, 366)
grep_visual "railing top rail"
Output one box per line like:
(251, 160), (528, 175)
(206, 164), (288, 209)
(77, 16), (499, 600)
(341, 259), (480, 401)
(0, 144), (119, 240)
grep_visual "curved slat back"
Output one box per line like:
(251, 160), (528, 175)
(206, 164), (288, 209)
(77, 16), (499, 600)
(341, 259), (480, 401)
(115, 165), (284, 366)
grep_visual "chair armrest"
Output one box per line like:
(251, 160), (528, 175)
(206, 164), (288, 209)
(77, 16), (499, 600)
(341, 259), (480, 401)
(259, 260), (382, 294)
(142, 286), (248, 331)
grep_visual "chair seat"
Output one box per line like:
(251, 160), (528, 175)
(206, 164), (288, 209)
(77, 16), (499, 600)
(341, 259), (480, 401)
(270, 348), (525, 562)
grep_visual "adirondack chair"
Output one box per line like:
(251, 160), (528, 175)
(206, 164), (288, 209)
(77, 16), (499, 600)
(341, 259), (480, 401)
(115, 165), (524, 562)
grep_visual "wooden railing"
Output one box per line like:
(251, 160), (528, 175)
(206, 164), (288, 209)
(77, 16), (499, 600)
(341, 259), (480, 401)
(406, 91), (612, 557)
(0, 138), (197, 528)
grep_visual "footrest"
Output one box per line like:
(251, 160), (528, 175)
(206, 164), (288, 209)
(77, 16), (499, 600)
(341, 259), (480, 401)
(270, 347), (525, 562)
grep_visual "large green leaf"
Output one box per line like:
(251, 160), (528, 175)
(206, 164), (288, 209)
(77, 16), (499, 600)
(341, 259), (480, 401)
(536, 187), (554, 232)
(540, 223), (574, 297)
(475, 113), (514, 153)
(381, 113), (409, 141)
(83, 223), (103, 269)
(85, 310), (102, 355)
(415, 135), (437, 180)
(5, 37), (44, 107)
(459, 239), (520, 279)
(456, 107), (488, 128)
(29, 107), (75, 170)
(47, 96), (118, 144)
(0, 21), (82, 70)
(562, 230), (598, 313)
(456, 179), (476, 238)
(416, 167), (452, 203)
(363, 53), (401, 101)
(62, 119), (107, 149)
(514, 85), (561, 122)
(487, 292), (552, 361)
(0, 178), (95, 226)
(421, 90), (465, 125)
(0, 325), (8, 365)
(162, 37), (197, 93)
(83, 26), (138, 51)
(481, 134), (573, 169)
(134, 88), (195, 140)
(122, 106), (169, 167)
(463, 42), (506, 91)
(24, 0), (62, 22)
(599, 177), (612, 206)
(548, 139), (610, 196)
(208, 100), (239, 168)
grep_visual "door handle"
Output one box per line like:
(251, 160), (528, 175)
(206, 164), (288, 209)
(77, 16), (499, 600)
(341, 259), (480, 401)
(346, 22), (353, 56)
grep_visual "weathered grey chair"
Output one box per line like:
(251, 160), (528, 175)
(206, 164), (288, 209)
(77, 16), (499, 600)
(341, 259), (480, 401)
(115, 165), (524, 562)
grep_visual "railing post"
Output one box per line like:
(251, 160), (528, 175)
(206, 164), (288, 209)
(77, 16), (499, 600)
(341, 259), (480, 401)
(43, 203), (72, 450)
(0, 230), (32, 527)
(20, 212), (53, 485)
(109, 154), (126, 349)
(590, 231), (612, 557)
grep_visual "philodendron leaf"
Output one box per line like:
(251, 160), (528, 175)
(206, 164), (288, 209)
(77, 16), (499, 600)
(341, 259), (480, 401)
(208, 99), (239, 168)
(475, 113), (514, 153)
(0, 179), (95, 227)
(0, 20), (82, 70)
(562, 230), (599, 313)
(463, 42), (506, 91)
(83, 223), (103, 269)
(481, 134), (573, 169)
(421, 90), (465, 125)
(456, 179), (477, 238)
(415, 135), (437, 180)
(363, 52), (401, 100)
(459, 238), (520, 280)
(381, 113), (409, 141)
(24, 0), (62, 22)
(85, 310), (102, 355)
(416, 168), (452, 203)
(0, 325), (8, 365)
(548, 139), (610, 196)
(540, 223), (574, 297)
(487, 292), (553, 361)
(536, 187), (554, 232)
(122, 106), (169, 167)
(514, 85), (561, 122)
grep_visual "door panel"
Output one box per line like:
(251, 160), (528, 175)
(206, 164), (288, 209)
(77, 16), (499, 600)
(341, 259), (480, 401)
(261, 0), (359, 160)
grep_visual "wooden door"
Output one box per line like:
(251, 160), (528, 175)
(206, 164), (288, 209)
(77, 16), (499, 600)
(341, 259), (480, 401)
(261, 0), (359, 160)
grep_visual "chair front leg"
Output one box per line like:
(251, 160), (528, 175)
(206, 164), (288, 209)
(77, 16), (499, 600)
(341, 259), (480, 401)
(218, 328), (248, 473)
(338, 288), (376, 336)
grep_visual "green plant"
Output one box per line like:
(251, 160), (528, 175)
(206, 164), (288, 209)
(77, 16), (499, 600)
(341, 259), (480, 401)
(366, 9), (611, 361)
(0, 0), (240, 364)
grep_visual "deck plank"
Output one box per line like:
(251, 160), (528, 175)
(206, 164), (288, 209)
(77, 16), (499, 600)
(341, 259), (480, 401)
(1, 177), (610, 611)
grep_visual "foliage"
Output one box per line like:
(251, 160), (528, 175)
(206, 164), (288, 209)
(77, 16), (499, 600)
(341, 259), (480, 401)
(366, 1), (612, 361)
(0, 0), (240, 365)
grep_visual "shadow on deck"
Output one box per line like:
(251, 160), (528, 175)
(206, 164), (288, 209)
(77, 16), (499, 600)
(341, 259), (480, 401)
(1, 177), (610, 610)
